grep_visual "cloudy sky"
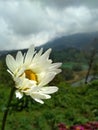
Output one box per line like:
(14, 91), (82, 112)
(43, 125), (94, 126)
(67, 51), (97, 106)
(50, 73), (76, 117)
(0, 0), (98, 50)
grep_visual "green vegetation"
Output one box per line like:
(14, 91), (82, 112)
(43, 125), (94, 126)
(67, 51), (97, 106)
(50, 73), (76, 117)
(51, 48), (87, 63)
(0, 58), (98, 130)
(0, 47), (98, 130)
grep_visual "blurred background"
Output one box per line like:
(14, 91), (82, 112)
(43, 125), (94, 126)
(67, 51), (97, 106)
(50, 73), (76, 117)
(0, 0), (98, 130)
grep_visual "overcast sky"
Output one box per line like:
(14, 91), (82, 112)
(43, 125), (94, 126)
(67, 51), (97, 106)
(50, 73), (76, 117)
(0, 0), (98, 50)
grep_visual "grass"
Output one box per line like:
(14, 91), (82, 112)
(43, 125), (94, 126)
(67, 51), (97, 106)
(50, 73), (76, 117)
(66, 70), (88, 84)
(62, 62), (88, 70)
(0, 80), (98, 130)
(0, 60), (98, 130)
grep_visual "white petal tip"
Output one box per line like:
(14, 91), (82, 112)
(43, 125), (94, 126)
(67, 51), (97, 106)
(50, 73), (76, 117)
(15, 90), (23, 99)
(34, 98), (44, 104)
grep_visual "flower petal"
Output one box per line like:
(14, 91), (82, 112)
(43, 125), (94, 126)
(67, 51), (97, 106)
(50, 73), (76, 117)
(33, 48), (43, 61)
(50, 63), (62, 69)
(40, 86), (58, 94)
(38, 72), (56, 87)
(31, 92), (51, 99)
(33, 98), (44, 104)
(41, 48), (52, 60)
(15, 90), (23, 99)
(16, 51), (24, 65)
(6, 54), (18, 73)
(25, 45), (35, 64)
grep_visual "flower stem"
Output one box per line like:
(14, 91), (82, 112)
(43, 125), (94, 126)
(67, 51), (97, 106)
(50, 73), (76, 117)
(1, 87), (15, 130)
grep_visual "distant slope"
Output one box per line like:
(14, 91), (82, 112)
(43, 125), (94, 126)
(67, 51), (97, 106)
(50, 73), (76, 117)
(88, 38), (98, 51)
(0, 31), (98, 60)
(41, 32), (98, 50)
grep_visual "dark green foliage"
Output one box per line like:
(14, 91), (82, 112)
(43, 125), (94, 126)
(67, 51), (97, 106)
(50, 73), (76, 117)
(72, 63), (83, 71)
(62, 68), (74, 80)
(92, 63), (98, 77)
(0, 55), (98, 129)
(0, 60), (14, 86)
(51, 48), (87, 63)
(0, 77), (98, 129)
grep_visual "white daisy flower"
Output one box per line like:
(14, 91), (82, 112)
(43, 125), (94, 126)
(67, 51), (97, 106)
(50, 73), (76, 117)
(6, 45), (62, 104)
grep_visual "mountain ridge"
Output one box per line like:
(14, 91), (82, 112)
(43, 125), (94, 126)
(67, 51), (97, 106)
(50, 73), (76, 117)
(41, 31), (98, 50)
(0, 31), (98, 58)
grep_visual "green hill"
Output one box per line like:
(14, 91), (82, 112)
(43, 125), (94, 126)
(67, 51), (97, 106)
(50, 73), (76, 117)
(41, 31), (98, 51)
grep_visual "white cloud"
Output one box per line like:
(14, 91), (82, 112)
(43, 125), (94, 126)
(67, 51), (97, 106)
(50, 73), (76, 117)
(0, 0), (98, 50)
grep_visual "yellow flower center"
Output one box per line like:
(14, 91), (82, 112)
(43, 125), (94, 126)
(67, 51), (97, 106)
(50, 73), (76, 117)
(25, 70), (38, 82)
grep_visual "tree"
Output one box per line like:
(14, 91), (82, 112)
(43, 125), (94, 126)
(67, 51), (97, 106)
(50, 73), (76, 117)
(72, 63), (83, 71)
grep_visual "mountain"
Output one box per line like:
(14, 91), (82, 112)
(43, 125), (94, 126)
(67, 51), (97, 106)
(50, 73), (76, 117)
(0, 49), (27, 59)
(0, 31), (98, 60)
(41, 32), (98, 51)
(88, 38), (98, 50)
